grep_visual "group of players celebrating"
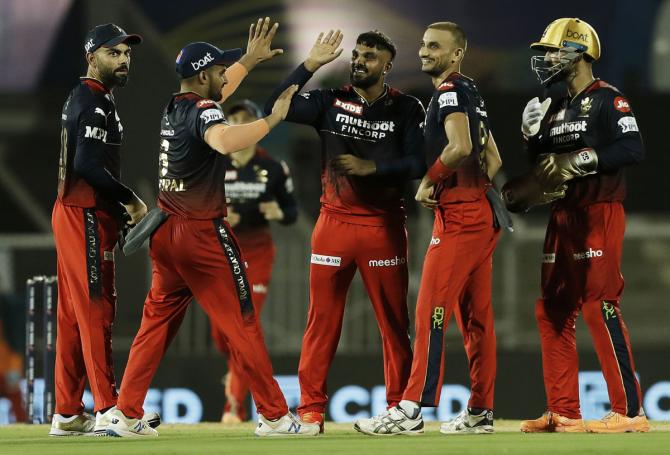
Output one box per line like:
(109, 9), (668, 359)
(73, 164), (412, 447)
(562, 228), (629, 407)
(49, 14), (648, 438)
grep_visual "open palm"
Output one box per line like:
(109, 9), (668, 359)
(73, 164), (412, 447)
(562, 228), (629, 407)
(305, 30), (344, 71)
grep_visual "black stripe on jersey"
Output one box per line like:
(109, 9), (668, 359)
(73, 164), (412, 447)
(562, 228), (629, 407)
(213, 219), (254, 316)
(421, 307), (446, 406)
(601, 301), (640, 417)
(83, 209), (102, 298)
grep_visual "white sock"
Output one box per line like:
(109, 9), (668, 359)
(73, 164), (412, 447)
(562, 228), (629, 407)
(399, 400), (420, 416)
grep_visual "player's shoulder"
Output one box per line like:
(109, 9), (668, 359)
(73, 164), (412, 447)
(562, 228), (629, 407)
(585, 80), (634, 112)
(72, 78), (112, 111)
(387, 87), (424, 110)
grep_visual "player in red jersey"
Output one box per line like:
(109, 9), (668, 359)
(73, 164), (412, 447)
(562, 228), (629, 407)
(265, 30), (426, 432)
(50, 23), (150, 436)
(355, 21), (503, 436)
(107, 19), (319, 437)
(210, 100), (298, 423)
(505, 18), (648, 434)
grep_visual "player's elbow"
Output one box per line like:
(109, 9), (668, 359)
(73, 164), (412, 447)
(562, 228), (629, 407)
(452, 143), (472, 159)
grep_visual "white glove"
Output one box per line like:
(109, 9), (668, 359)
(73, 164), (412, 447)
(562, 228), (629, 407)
(522, 97), (551, 137)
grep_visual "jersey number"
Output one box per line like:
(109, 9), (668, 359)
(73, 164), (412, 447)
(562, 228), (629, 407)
(159, 139), (169, 176)
(58, 127), (68, 181)
(477, 120), (489, 175)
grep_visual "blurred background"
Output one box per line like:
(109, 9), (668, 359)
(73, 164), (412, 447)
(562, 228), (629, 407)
(0, 0), (668, 424)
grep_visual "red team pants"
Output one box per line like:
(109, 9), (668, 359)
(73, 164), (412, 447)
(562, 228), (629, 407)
(52, 200), (119, 414)
(298, 212), (413, 414)
(210, 241), (276, 420)
(537, 202), (642, 419)
(403, 198), (499, 409)
(116, 216), (288, 420)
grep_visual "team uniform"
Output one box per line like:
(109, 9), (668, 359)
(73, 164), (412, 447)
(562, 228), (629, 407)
(266, 64), (425, 417)
(210, 148), (297, 421)
(115, 92), (288, 422)
(401, 73), (499, 411)
(52, 78), (133, 415)
(525, 80), (644, 419)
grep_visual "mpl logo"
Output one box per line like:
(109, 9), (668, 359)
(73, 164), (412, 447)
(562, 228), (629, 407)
(191, 52), (214, 71)
(84, 126), (107, 142)
(573, 248), (603, 261)
(333, 98), (363, 115)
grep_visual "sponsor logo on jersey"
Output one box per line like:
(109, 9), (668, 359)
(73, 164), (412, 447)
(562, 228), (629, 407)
(224, 181), (267, 199)
(197, 99), (216, 108)
(367, 256), (407, 267)
(94, 107), (107, 117)
(310, 254), (341, 267)
(579, 97), (592, 117)
(549, 120), (587, 144)
(333, 98), (363, 115)
(438, 81), (454, 91)
(191, 52), (214, 71)
(224, 170), (238, 181)
(200, 108), (224, 124)
(614, 97), (631, 113)
(334, 113), (395, 141)
(573, 248), (603, 261)
(549, 109), (566, 122)
(84, 125), (107, 142)
(299, 92), (311, 99)
(542, 253), (556, 263)
(618, 116), (638, 133)
(438, 91), (458, 108)
(430, 237), (441, 245)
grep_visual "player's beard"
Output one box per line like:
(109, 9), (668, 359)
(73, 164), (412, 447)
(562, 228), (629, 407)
(350, 67), (380, 89)
(101, 65), (129, 88)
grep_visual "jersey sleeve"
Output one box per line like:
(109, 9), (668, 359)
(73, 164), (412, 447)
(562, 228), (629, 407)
(73, 99), (134, 204)
(273, 160), (298, 225)
(374, 99), (426, 179)
(191, 99), (228, 142)
(436, 85), (467, 124)
(595, 90), (645, 172)
(264, 63), (325, 126)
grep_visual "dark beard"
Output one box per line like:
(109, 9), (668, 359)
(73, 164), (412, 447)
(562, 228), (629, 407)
(350, 72), (379, 89)
(100, 69), (128, 89)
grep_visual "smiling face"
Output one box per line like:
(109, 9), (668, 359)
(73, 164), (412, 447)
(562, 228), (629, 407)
(419, 27), (463, 77)
(89, 42), (132, 87)
(349, 43), (391, 89)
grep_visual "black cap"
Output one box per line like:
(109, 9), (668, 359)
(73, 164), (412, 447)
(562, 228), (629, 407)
(226, 99), (263, 118)
(84, 23), (142, 53)
(175, 42), (242, 79)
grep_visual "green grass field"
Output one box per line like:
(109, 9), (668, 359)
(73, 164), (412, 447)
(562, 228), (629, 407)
(2, 421), (670, 454)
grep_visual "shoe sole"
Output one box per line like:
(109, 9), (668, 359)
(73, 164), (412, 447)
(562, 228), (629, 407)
(254, 431), (320, 437)
(440, 425), (494, 435)
(48, 430), (90, 437)
(106, 428), (158, 438)
(585, 426), (650, 433)
(353, 422), (424, 436)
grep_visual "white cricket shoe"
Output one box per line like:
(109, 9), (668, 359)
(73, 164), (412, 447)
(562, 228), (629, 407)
(354, 406), (424, 436)
(94, 406), (161, 435)
(440, 408), (494, 434)
(254, 412), (320, 437)
(49, 413), (95, 436)
(106, 408), (158, 437)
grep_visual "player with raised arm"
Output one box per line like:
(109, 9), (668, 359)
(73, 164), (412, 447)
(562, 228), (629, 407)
(106, 18), (319, 438)
(264, 30), (425, 432)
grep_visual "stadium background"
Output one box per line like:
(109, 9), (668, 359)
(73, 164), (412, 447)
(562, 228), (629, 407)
(0, 0), (668, 424)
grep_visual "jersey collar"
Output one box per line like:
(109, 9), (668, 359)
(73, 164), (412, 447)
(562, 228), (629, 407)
(351, 84), (389, 107)
(80, 77), (110, 94)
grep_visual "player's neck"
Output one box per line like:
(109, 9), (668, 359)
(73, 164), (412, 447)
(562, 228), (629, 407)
(231, 146), (256, 167)
(352, 82), (386, 104)
(568, 69), (595, 99)
(85, 68), (114, 92)
(432, 64), (461, 88)
(179, 82), (208, 99)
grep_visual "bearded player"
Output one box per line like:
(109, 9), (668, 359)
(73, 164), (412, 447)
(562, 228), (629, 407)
(265, 30), (425, 432)
(503, 18), (648, 433)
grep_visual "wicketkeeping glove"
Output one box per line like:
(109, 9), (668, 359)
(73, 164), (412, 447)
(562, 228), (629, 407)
(535, 148), (598, 189)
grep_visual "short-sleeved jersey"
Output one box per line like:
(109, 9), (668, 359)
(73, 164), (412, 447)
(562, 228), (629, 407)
(57, 78), (125, 210)
(526, 80), (643, 207)
(424, 73), (492, 204)
(224, 147), (297, 247)
(157, 93), (229, 219)
(285, 84), (425, 225)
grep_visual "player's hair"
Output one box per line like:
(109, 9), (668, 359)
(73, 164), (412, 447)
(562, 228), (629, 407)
(356, 30), (397, 60)
(427, 22), (467, 51)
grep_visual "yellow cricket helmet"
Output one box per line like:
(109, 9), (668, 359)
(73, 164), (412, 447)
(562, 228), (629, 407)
(531, 18), (600, 61)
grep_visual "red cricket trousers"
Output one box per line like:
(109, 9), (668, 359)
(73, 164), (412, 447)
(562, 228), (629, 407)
(403, 197), (499, 409)
(298, 212), (413, 414)
(537, 202), (642, 419)
(52, 200), (119, 414)
(210, 239), (276, 420)
(116, 216), (287, 420)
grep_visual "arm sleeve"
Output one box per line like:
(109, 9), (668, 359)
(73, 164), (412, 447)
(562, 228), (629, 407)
(220, 63), (248, 103)
(273, 160), (298, 225)
(264, 63), (324, 125)
(73, 104), (134, 204)
(595, 91), (645, 172)
(374, 100), (427, 179)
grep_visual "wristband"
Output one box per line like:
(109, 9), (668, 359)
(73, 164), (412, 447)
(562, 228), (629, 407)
(426, 158), (455, 183)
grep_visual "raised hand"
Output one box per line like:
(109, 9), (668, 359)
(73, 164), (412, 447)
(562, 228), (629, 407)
(239, 17), (283, 71)
(271, 84), (299, 120)
(304, 30), (344, 72)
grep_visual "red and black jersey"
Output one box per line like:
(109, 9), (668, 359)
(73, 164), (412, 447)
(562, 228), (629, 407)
(57, 78), (133, 211)
(224, 147), (297, 247)
(424, 72), (492, 204)
(525, 79), (644, 207)
(265, 64), (425, 226)
(157, 93), (229, 219)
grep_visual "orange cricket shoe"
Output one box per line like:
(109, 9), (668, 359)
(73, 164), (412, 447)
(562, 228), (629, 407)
(585, 411), (650, 433)
(520, 411), (585, 433)
(299, 411), (325, 434)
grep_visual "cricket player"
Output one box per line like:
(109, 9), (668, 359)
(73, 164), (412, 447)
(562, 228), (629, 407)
(355, 21), (503, 436)
(211, 99), (298, 423)
(505, 18), (648, 433)
(106, 18), (319, 437)
(50, 23), (150, 436)
(265, 30), (426, 432)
